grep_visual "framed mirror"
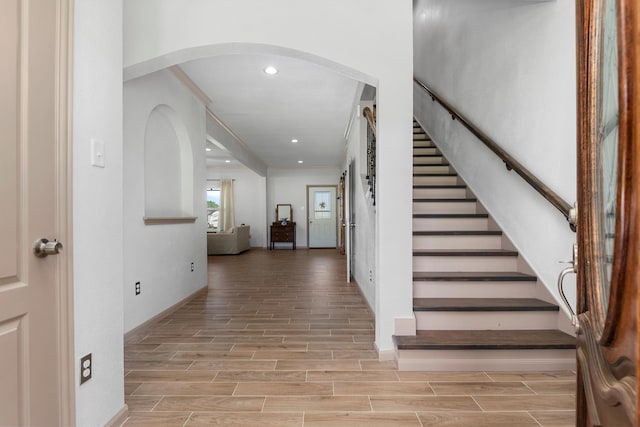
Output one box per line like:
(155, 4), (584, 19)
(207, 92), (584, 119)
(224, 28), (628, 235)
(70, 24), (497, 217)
(276, 204), (292, 222)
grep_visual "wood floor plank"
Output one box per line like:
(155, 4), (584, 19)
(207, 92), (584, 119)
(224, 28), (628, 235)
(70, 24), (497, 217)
(529, 411), (576, 427)
(417, 412), (539, 426)
(370, 395), (480, 411)
(263, 396), (371, 412)
(121, 249), (576, 426)
(234, 381), (333, 396)
(186, 412), (303, 427)
(429, 381), (534, 395)
(123, 412), (190, 426)
(304, 412), (422, 427)
(132, 382), (237, 396)
(474, 394), (576, 411)
(154, 396), (265, 412)
(334, 381), (434, 396)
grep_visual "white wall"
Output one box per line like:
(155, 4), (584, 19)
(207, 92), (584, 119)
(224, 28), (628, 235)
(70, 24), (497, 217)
(267, 168), (340, 248)
(413, 0), (578, 316)
(207, 165), (268, 248)
(123, 69), (208, 332)
(344, 105), (377, 308)
(124, 0), (415, 351)
(72, 0), (124, 425)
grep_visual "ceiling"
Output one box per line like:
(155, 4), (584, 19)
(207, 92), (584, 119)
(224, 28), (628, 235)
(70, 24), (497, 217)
(178, 54), (363, 170)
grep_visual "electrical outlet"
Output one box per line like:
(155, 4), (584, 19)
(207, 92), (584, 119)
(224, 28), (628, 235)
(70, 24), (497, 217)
(80, 353), (92, 384)
(135, 281), (141, 295)
(190, 262), (194, 272)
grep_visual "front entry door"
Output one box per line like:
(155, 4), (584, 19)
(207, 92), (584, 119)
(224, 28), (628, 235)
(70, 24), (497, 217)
(307, 186), (337, 248)
(0, 1), (72, 425)
(574, 0), (639, 425)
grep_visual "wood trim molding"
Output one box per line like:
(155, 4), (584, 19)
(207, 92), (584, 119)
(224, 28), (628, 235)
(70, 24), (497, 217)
(57, 0), (76, 425)
(169, 65), (212, 106)
(143, 216), (197, 225)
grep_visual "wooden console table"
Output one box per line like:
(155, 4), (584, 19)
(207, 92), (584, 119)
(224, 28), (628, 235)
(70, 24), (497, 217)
(270, 222), (296, 250)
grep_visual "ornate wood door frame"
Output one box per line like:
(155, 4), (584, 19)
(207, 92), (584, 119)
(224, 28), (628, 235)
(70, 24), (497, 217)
(575, 0), (639, 425)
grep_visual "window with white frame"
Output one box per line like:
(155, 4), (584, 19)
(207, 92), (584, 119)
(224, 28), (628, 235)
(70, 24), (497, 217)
(207, 187), (221, 231)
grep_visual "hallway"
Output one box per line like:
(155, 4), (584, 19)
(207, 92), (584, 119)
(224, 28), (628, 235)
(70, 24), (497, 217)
(123, 249), (575, 426)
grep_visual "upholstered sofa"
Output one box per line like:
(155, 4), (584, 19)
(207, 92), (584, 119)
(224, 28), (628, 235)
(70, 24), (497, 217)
(207, 225), (250, 255)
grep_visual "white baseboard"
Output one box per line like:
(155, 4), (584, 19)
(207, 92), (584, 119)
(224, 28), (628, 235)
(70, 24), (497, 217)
(104, 404), (128, 427)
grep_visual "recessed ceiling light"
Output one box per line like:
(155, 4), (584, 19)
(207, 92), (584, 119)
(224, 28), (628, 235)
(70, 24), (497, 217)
(297, 160), (304, 164)
(264, 66), (278, 75)
(205, 147), (212, 152)
(291, 139), (299, 143)
(225, 160), (231, 163)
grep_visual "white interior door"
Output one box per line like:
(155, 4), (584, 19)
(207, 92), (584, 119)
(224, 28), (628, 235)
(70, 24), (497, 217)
(308, 186), (337, 248)
(0, 1), (71, 424)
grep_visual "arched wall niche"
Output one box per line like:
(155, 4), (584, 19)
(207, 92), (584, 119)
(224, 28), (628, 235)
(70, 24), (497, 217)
(144, 104), (194, 218)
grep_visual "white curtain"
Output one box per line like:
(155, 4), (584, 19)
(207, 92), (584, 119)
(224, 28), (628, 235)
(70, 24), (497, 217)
(219, 179), (235, 231)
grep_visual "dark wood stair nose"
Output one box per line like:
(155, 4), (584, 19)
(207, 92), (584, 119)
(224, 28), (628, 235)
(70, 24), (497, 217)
(394, 329), (576, 350)
(413, 198), (477, 203)
(413, 173), (457, 177)
(413, 213), (488, 219)
(412, 271), (536, 281)
(413, 298), (559, 312)
(413, 249), (518, 257)
(413, 184), (466, 189)
(413, 230), (501, 236)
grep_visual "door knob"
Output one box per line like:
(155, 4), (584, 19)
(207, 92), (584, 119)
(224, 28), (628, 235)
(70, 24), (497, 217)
(33, 238), (63, 258)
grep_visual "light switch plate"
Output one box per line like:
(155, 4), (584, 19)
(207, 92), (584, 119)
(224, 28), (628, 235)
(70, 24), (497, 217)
(91, 138), (105, 168)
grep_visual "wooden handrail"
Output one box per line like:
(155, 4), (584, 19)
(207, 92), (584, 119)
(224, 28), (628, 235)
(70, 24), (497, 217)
(363, 106), (376, 137)
(414, 77), (576, 231)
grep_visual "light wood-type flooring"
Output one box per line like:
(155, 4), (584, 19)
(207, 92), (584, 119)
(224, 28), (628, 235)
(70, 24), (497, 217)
(123, 249), (576, 426)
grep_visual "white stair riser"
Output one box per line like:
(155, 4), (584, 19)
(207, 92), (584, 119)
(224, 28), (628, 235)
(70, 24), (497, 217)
(413, 188), (467, 199)
(413, 217), (489, 231)
(412, 234), (501, 250)
(412, 256), (518, 272)
(413, 142), (435, 149)
(414, 148), (439, 155)
(415, 311), (558, 330)
(395, 349), (576, 371)
(413, 202), (477, 215)
(414, 165), (452, 174)
(413, 176), (458, 185)
(413, 156), (446, 165)
(413, 281), (539, 298)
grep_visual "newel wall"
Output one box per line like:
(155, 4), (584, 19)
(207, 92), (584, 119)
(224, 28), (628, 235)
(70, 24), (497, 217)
(124, 0), (414, 353)
(413, 0), (578, 319)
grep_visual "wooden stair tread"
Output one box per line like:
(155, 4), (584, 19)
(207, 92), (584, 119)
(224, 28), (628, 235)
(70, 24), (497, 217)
(413, 271), (536, 281)
(413, 173), (457, 177)
(413, 249), (518, 256)
(413, 230), (501, 236)
(413, 298), (558, 312)
(394, 329), (576, 350)
(413, 198), (477, 203)
(413, 154), (444, 158)
(413, 185), (466, 189)
(413, 213), (488, 218)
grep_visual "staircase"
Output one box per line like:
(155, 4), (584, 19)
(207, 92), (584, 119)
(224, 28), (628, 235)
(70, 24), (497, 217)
(393, 120), (575, 371)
